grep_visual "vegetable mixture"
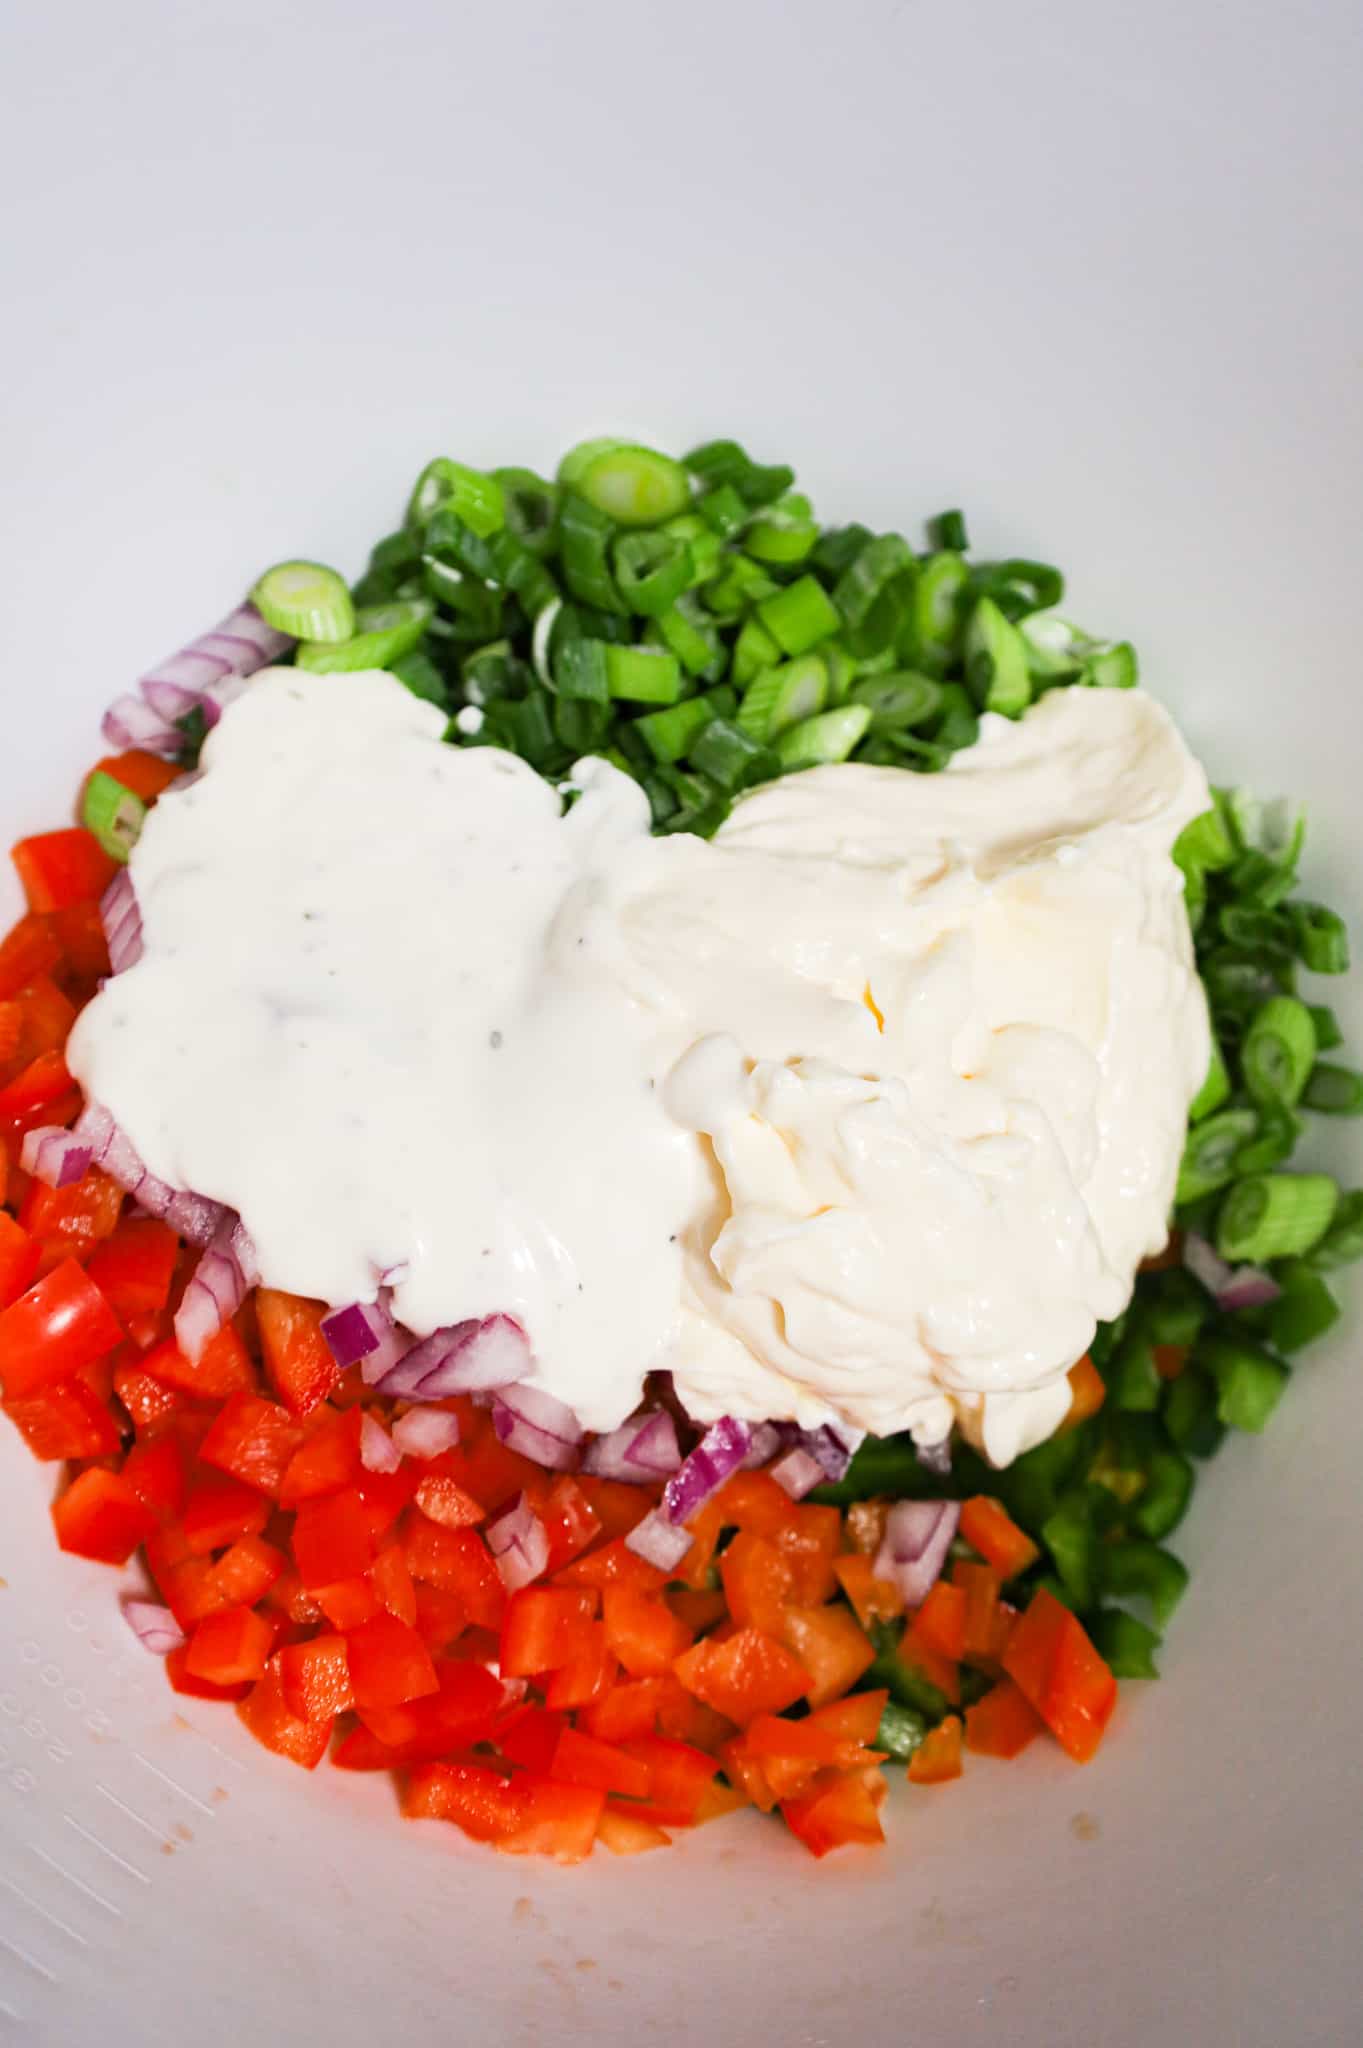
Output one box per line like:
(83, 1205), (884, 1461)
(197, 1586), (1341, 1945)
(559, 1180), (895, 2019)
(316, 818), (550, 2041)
(1, 435), (1359, 1862)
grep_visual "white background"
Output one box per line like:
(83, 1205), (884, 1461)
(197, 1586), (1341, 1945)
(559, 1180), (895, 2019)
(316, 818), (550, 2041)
(1, 3), (1360, 2044)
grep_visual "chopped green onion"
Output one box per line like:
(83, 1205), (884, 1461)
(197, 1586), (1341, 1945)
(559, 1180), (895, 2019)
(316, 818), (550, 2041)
(832, 534), (918, 658)
(735, 655), (828, 741)
(660, 513), (723, 584)
(682, 439), (794, 509)
(81, 770), (145, 862)
(295, 599), (432, 673)
(634, 697), (714, 765)
(731, 615), (781, 687)
(251, 559), (355, 643)
(1161, 1363), (1227, 1458)
(912, 552), (970, 671)
(1307, 1004), (1343, 1052)
(1089, 1610), (1161, 1679)
(1175, 1107), (1259, 1204)
(1175, 805), (1237, 875)
(554, 696), (612, 753)
(974, 558), (1065, 622)
(1291, 901), (1349, 974)
(491, 468), (558, 555)
(688, 717), (776, 791)
(1198, 1335), (1289, 1433)
(1216, 1172), (1337, 1263)
(553, 637), (611, 704)
(1241, 995), (1317, 1108)
(603, 645), (683, 705)
(1134, 1448), (1195, 1541)
(1188, 1037), (1231, 1122)
(758, 575), (842, 658)
(461, 640), (530, 705)
(697, 484), (747, 537)
(611, 532), (693, 616)
(503, 690), (557, 768)
(1302, 1061), (1363, 1115)
(387, 648), (448, 708)
(743, 493), (818, 567)
(1085, 642), (1138, 690)
(932, 683), (979, 753)
(928, 509), (969, 552)
(702, 554), (779, 621)
(848, 671), (943, 734)
(558, 493), (627, 613)
(1268, 1260), (1341, 1353)
(1228, 790), (1304, 867)
(1230, 1105), (1302, 1177)
(774, 704), (872, 771)
(653, 596), (725, 680)
(810, 523), (874, 583)
(964, 596), (1031, 716)
(405, 458), (504, 540)
(1305, 1189), (1363, 1270)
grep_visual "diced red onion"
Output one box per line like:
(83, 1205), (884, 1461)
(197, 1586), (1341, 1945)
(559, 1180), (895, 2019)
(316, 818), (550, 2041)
(663, 1415), (752, 1526)
(485, 1492), (550, 1591)
(121, 1598), (185, 1656)
(322, 1298), (395, 1369)
(1184, 1231), (1280, 1312)
(162, 1187), (226, 1248)
(360, 1413), (403, 1474)
(739, 1421), (787, 1469)
(100, 870), (144, 974)
(173, 1215), (259, 1362)
(625, 1408), (682, 1475)
(624, 1508), (694, 1573)
(20, 1125), (94, 1188)
(582, 1406), (682, 1484)
(136, 602), (292, 719)
(874, 1499), (960, 1607)
(72, 1102), (225, 1245)
(580, 1422), (648, 1482)
(142, 676), (203, 724)
(101, 693), (183, 757)
(492, 1383), (584, 1472)
(799, 1423), (865, 1483)
(373, 1312), (532, 1400)
(770, 1447), (825, 1500)
(391, 1408), (461, 1460)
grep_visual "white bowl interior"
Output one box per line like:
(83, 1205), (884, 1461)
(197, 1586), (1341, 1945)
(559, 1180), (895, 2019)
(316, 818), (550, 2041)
(1, 5), (1360, 2044)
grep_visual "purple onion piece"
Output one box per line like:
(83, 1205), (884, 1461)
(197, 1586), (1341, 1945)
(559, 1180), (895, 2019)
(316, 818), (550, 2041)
(622, 1408), (682, 1476)
(1184, 1231), (1280, 1312)
(485, 1491), (549, 1590)
(391, 1409), (460, 1460)
(624, 1509), (694, 1573)
(874, 1499), (960, 1607)
(121, 1598), (185, 1656)
(799, 1422), (865, 1483)
(20, 1126), (93, 1189)
(492, 1383), (584, 1473)
(769, 1447), (825, 1501)
(740, 1420), (787, 1470)
(359, 1413), (402, 1474)
(321, 1298), (394, 1369)
(663, 1416), (752, 1526)
(101, 694), (183, 757)
(374, 1313), (531, 1400)
(173, 1213), (256, 1362)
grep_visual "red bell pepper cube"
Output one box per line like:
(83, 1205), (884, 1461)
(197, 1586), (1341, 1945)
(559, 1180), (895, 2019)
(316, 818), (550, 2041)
(236, 1660), (333, 1769)
(211, 1534), (286, 1608)
(499, 1586), (599, 1678)
(278, 1633), (355, 1723)
(601, 1585), (693, 1678)
(0, 1258), (123, 1399)
(400, 1517), (505, 1629)
(141, 1323), (256, 1400)
(11, 829), (117, 913)
(1002, 1587), (1118, 1763)
(182, 1475), (271, 1555)
(0, 1213), (40, 1310)
(402, 1761), (524, 1839)
(673, 1626), (810, 1726)
(781, 1768), (885, 1858)
(0, 913), (63, 1000)
(344, 1611), (439, 1710)
(185, 1606), (274, 1687)
(908, 1714), (964, 1784)
(278, 1406), (362, 1506)
(255, 1287), (339, 1419)
(3, 1374), (122, 1460)
(293, 1489), (377, 1587)
(85, 1218), (179, 1323)
(166, 1643), (251, 1702)
(121, 1432), (189, 1519)
(551, 1726), (651, 1800)
(200, 1390), (301, 1500)
(964, 1677), (1046, 1759)
(51, 1467), (158, 1565)
(495, 1774), (604, 1864)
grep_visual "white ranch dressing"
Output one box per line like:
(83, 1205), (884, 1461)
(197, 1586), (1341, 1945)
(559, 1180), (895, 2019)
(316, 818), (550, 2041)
(69, 669), (1210, 1462)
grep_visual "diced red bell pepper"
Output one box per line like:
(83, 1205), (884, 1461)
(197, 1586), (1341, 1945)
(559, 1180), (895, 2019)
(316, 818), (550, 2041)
(578, 1675), (667, 1745)
(185, 1606), (274, 1687)
(212, 1534), (286, 1607)
(353, 1461), (420, 1540)
(51, 1466), (157, 1565)
(617, 1733), (719, 1827)
(601, 1585), (693, 1678)
(200, 1390), (301, 1500)
(49, 900), (111, 990)
(11, 829), (117, 914)
(898, 1623), (962, 1706)
(773, 1505), (842, 1606)
(0, 913), (63, 1001)
(265, 1566), (323, 1627)
(781, 1768), (886, 1857)
(539, 1475), (602, 1572)
(278, 1632), (356, 1722)
(278, 1406), (363, 1506)
(85, 1218), (179, 1323)
(0, 1213), (39, 1309)
(499, 1586), (599, 1678)
(166, 1643), (251, 1701)
(596, 1807), (672, 1855)
(255, 1288), (339, 1419)
(664, 1585), (728, 1634)
(412, 1583), (469, 1656)
(720, 1529), (796, 1636)
(400, 1516), (505, 1628)
(555, 1535), (667, 1595)
(551, 1726), (651, 1800)
(403, 1761), (524, 1840)
(909, 1579), (967, 1662)
(121, 1432), (189, 1518)
(3, 1374), (121, 1460)
(345, 1660), (504, 1764)
(541, 1625), (618, 1711)
(959, 1496), (1041, 1580)
(142, 1323), (257, 1399)
(953, 1561), (1003, 1664)
(293, 1488), (377, 1587)
(496, 1774), (605, 1864)
(315, 1574), (383, 1631)
(1002, 1587), (1118, 1763)
(908, 1714), (964, 1784)
(497, 1704), (565, 1772)
(832, 1552), (904, 1632)
(183, 1476), (271, 1555)
(413, 1468), (485, 1530)
(0, 1050), (78, 1131)
(4, 976), (76, 1074)
(573, 1473), (655, 1541)
(236, 1660), (333, 1768)
(369, 1543), (418, 1625)
(1062, 1353), (1106, 1432)
(89, 750), (182, 804)
(778, 1604), (874, 1710)
(0, 1257), (123, 1399)
(21, 1169), (124, 1276)
(964, 1678), (1045, 1759)
(147, 1524), (230, 1629)
(673, 1627), (810, 1727)
(345, 1611), (439, 1709)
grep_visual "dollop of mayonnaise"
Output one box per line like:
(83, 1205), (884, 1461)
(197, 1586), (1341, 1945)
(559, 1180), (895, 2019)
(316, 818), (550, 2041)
(69, 669), (1210, 1463)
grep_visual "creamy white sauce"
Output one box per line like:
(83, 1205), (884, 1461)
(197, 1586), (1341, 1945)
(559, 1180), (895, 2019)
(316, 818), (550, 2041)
(69, 669), (1210, 1462)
